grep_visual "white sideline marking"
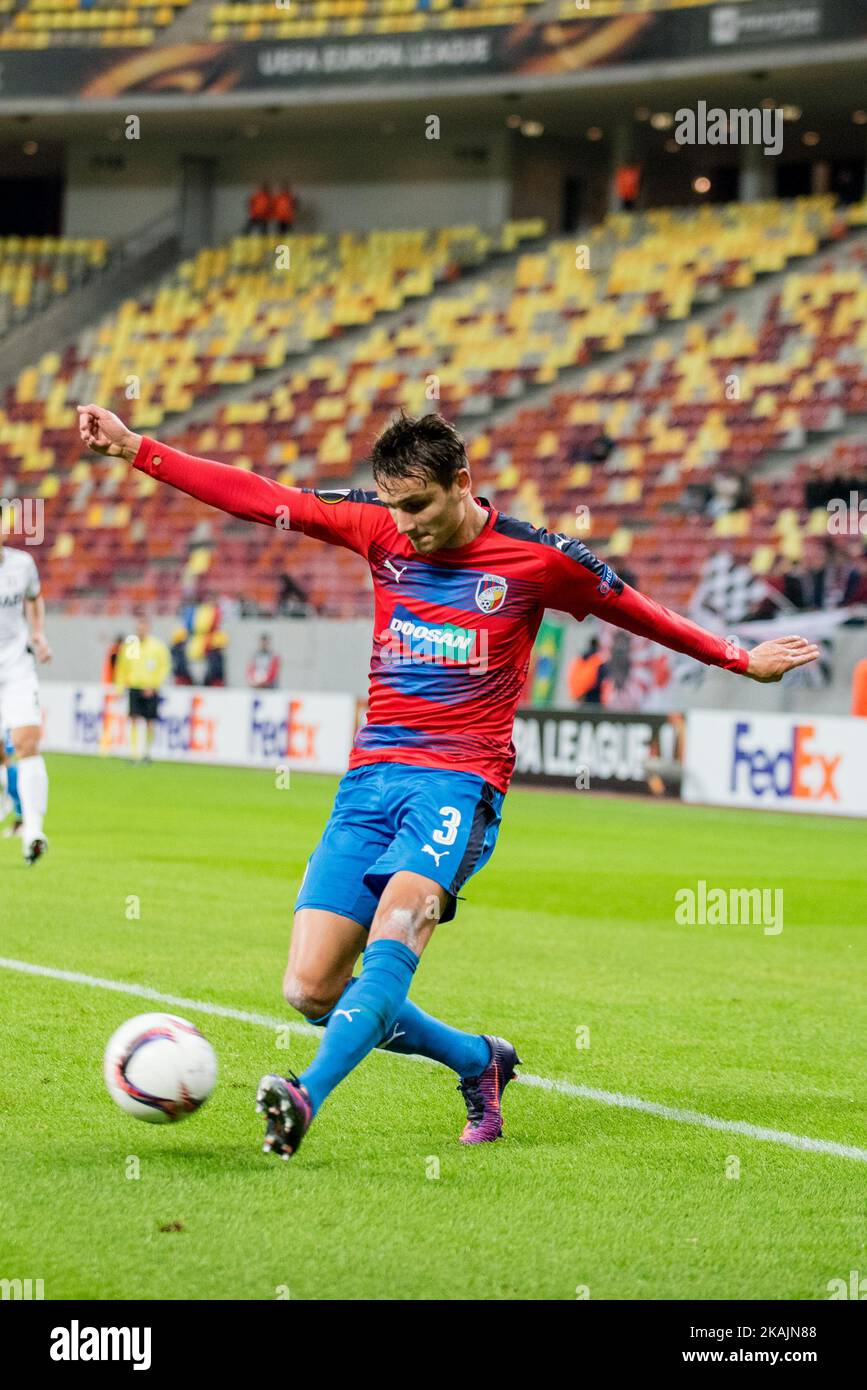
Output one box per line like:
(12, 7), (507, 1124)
(3, 955), (866, 1164)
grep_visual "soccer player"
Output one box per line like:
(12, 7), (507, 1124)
(113, 615), (170, 763)
(77, 403), (820, 1157)
(0, 734), (23, 837)
(0, 534), (51, 863)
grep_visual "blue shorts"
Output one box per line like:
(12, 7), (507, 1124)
(294, 762), (506, 928)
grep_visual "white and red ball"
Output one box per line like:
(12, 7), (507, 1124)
(103, 1012), (217, 1123)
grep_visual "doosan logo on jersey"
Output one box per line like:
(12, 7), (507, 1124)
(731, 721), (841, 801)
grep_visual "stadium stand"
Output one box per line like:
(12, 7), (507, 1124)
(0, 0), (191, 49)
(0, 220), (544, 614)
(209, 0), (543, 43)
(0, 0), (549, 45)
(63, 222), (542, 431)
(556, 0), (751, 16)
(471, 226), (867, 613)
(0, 237), (110, 336)
(0, 0), (752, 49)
(1, 198), (865, 618)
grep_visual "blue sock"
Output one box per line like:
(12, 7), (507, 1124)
(299, 939), (418, 1115)
(7, 761), (21, 817)
(306, 980), (491, 1080)
(379, 1001), (491, 1078)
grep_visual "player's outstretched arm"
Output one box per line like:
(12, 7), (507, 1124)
(605, 583), (820, 683)
(77, 403), (299, 529)
(542, 541), (819, 683)
(76, 404), (373, 555)
(597, 581), (820, 683)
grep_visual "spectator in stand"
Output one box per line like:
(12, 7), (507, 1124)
(707, 468), (751, 518)
(170, 626), (193, 686)
(680, 480), (714, 515)
(779, 551), (809, 610)
(769, 537), (862, 612)
(733, 466), (753, 512)
(247, 633), (281, 689)
(277, 572), (310, 616)
(566, 433), (614, 467)
(203, 631), (227, 688)
(245, 183), (273, 235)
(273, 183), (297, 234)
(848, 541), (867, 604)
(746, 554), (793, 620)
(792, 537), (853, 609)
(821, 536), (862, 607)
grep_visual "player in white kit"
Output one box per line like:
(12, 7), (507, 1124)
(0, 534), (51, 863)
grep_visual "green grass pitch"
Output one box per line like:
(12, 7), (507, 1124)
(1, 752), (865, 1300)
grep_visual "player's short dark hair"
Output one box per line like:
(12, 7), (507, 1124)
(370, 410), (468, 491)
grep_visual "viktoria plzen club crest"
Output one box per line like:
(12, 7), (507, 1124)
(475, 573), (508, 614)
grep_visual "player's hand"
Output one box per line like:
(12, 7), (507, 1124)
(32, 634), (52, 664)
(745, 635), (819, 683)
(76, 404), (142, 462)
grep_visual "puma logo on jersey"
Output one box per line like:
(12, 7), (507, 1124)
(422, 845), (449, 868)
(334, 1008), (361, 1024)
(383, 559), (407, 583)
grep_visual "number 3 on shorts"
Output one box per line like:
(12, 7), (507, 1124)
(432, 806), (461, 846)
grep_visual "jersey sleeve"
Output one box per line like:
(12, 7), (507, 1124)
(541, 536), (750, 674)
(132, 436), (381, 557)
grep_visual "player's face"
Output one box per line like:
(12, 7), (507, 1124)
(377, 472), (470, 553)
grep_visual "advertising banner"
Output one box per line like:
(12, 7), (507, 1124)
(38, 681), (356, 774)
(511, 706), (684, 795)
(683, 709), (867, 817)
(0, 5), (862, 100)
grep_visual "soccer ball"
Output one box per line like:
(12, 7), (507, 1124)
(103, 1013), (217, 1123)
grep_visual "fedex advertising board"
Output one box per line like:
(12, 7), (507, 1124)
(684, 711), (867, 817)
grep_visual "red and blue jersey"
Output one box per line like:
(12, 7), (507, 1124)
(133, 437), (749, 793)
